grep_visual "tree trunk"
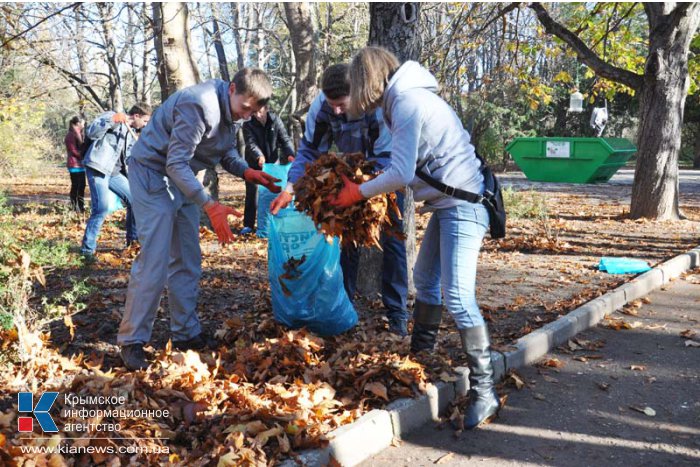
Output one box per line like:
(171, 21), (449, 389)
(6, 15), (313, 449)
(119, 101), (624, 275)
(140, 2), (153, 106)
(211, 4), (230, 81)
(284, 2), (318, 143)
(254, 5), (266, 69)
(357, 2), (421, 298)
(630, 4), (700, 219)
(97, 3), (123, 111)
(230, 2), (250, 71)
(152, 2), (200, 99)
(152, 2), (218, 209)
(631, 72), (687, 219)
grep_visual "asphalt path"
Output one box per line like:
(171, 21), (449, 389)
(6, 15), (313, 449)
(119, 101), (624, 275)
(363, 275), (700, 467)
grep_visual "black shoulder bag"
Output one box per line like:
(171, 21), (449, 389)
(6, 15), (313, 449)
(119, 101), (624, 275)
(415, 154), (506, 239)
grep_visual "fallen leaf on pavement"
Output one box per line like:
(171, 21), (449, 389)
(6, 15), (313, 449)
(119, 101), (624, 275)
(603, 317), (632, 330)
(680, 329), (697, 339)
(506, 371), (526, 389)
(685, 340), (700, 348)
(539, 357), (565, 368)
(435, 453), (454, 464)
(630, 406), (656, 416)
(629, 365), (646, 371)
(597, 382), (610, 391)
(533, 393), (546, 401)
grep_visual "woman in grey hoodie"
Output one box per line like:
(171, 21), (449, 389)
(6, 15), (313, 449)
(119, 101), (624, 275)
(331, 46), (500, 429)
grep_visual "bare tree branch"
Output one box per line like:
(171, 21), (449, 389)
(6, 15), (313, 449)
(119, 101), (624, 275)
(1, 3), (81, 49)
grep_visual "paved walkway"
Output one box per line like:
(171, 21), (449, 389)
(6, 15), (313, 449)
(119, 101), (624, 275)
(500, 169), (700, 208)
(363, 274), (700, 466)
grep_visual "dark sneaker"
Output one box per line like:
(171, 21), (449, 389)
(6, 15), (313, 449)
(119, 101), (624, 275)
(388, 317), (408, 337)
(172, 333), (212, 351)
(120, 344), (149, 371)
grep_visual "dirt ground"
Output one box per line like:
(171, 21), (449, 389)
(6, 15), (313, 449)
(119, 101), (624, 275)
(0, 166), (698, 464)
(2, 167), (699, 354)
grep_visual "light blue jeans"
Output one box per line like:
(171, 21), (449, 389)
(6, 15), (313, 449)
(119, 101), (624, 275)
(413, 202), (489, 329)
(81, 167), (137, 255)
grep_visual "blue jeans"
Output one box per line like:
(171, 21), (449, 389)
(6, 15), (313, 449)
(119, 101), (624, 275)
(81, 167), (137, 254)
(340, 191), (409, 321)
(413, 202), (489, 329)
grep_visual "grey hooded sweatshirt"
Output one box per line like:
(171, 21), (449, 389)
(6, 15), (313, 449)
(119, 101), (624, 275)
(130, 79), (249, 207)
(359, 61), (483, 210)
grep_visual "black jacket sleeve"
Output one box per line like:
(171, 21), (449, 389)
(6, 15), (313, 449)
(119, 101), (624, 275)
(243, 121), (264, 168)
(273, 114), (296, 165)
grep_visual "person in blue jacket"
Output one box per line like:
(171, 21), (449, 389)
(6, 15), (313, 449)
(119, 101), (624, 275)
(270, 63), (409, 336)
(331, 47), (500, 429)
(80, 104), (152, 255)
(118, 68), (281, 371)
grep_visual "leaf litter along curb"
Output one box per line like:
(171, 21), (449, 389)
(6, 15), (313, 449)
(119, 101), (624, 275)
(2, 170), (700, 464)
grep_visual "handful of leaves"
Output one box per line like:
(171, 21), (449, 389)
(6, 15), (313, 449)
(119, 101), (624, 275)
(293, 152), (405, 248)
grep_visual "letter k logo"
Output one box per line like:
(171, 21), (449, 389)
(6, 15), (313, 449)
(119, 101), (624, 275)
(18, 392), (59, 433)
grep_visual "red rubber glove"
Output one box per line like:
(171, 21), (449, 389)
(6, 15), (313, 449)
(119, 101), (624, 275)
(203, 201), (241, 245)
(329, 174), (364, 208)
(112, 112), (128, 124)
(244, 168), (281, 193)
(270, 191), (293, 215)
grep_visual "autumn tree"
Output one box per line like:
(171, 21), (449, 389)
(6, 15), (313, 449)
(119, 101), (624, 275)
(531, 2), (700, 220)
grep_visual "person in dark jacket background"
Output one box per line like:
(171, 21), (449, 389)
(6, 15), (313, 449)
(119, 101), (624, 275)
(64, 116), (86, 213)
(241, 105), (295, 234)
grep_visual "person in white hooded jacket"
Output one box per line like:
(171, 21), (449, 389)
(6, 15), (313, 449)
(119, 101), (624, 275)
(330, 46), (500, 429)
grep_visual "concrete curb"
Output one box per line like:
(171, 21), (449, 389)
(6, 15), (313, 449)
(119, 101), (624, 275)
(284, 246), (700, 466)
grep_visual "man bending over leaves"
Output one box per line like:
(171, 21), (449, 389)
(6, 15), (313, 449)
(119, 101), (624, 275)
(118, 68), (280, 371)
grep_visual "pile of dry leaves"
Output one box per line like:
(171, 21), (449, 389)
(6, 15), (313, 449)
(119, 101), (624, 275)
(1, 307), (445, 466)
(293, 152), (404, 248)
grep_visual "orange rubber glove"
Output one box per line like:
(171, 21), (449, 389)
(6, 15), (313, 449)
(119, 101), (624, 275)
(203, 201), (241, 245)
(329, 174), (364, 208)
(112, 112), (128, 124)
(244, 168), (281, 193)
(270, 191), (293, 215)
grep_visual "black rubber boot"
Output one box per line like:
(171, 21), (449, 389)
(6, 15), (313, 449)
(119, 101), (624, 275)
(120, 344), (149, 371)
(410, 301), (443, 353)
(459, 325), (501, 429)
(172, 333), (213, 351)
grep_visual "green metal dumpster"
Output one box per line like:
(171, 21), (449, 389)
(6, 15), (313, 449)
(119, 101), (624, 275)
(506, 137), (637, 184)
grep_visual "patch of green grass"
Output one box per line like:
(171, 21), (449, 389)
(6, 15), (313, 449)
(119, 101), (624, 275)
(0, 311), (12, 330)
(41, 277), (96, 319)
(24, 238), (80, 268)
(502, 187), (549, 220)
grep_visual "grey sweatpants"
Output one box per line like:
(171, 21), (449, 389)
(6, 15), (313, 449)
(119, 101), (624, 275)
(118, 159), (202, 345)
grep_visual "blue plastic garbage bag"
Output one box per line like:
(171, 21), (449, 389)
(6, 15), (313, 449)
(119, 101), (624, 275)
(257, 163), (291, 238)
(268, 207), (357, 336)
(599, 257), (651, 275)
(107, 191), (123, 214)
